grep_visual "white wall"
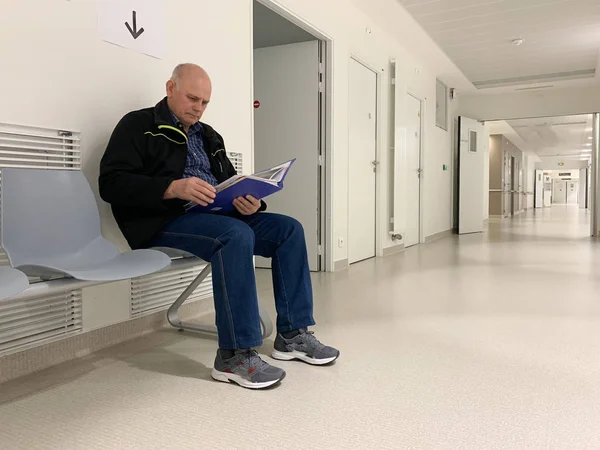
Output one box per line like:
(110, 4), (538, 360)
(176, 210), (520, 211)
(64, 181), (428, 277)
(266, 0), (456, 262)
(1, 0), (457, 334)
(546, 170), (580, 179)
(1, 0), (253, 331)
(459, 86), (600, 121)
(536, 158), (589, 170)
(525, 155), (536, 210)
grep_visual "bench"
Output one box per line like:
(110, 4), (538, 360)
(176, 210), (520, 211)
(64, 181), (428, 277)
(0, 168), (273, 341)
(0, 267), (29, 301)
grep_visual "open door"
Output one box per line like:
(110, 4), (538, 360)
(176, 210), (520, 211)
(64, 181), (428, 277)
(458, 116), (487, 234)
(534, 170), (543, 208)
(253, 40), (322, 271)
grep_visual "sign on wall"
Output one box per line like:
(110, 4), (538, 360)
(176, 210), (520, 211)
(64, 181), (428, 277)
(97, 0), (165, 59)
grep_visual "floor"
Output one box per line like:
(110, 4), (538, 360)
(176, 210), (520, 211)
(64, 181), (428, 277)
(1, 206), (600, 449)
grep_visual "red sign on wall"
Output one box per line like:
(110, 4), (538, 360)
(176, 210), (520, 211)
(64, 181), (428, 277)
(253, 100), (260, 109)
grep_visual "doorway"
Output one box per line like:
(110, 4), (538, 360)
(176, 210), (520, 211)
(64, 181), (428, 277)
(485, 114), (596, 237)
(252, 1), (330, 272)
(348, 58), (378, 264)
(405, 94), (422, 247)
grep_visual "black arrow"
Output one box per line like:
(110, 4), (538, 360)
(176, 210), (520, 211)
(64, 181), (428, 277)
(125, 11), (145, 39)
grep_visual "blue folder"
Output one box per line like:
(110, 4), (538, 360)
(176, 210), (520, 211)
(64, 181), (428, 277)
(187, 159), (295, 214)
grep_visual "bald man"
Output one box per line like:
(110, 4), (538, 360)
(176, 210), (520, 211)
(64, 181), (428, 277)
(99, 64), (339, 389)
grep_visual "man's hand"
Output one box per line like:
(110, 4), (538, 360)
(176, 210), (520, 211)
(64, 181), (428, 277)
(164, 178), (216, 206)
(233, 195), (261, 216)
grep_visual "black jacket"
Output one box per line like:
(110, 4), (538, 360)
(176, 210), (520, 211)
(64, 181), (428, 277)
(99, 97), (247, 249)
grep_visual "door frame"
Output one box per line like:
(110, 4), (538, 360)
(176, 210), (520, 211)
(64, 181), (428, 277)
(348, 55), (382, 260)
(252, 0), (334, 271)
(406, 91), (425, 244)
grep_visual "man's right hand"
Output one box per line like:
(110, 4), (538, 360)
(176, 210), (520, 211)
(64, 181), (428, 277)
(164, 178), (216, 206)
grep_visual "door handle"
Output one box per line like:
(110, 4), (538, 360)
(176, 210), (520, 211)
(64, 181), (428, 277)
(371, 160), (380, 166)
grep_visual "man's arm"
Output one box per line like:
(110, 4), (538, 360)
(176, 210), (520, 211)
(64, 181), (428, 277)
(99, 114), (175, 210)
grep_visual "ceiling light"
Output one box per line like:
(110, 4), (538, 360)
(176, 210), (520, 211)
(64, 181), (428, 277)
(585, 143), (592, 146)
(512, 38), (524, 46)
(589, 137), (593, 140)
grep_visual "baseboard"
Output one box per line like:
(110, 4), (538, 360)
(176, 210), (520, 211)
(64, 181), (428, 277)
(334, 259), (349, 271)
(382, 244), (404, 257)
(0, 298), (214, 384)
(424, 229), (453, 244)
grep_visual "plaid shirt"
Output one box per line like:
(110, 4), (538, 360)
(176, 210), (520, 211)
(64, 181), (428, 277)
(169, 109), (218, 186)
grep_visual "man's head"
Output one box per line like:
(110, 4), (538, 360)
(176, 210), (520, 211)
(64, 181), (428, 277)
(166, 63), (212, 129)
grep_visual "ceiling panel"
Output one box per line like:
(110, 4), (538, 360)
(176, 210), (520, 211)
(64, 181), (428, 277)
(497, 114), (594, 159)
(398, 0), (600, 88)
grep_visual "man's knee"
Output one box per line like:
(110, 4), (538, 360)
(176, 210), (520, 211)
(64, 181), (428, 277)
(275, 215), (305, 240)
(219, 221), (255, 249)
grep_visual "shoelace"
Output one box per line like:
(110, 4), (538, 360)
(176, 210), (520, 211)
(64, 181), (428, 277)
(239, 349), (269, 371)
(301, 330), (325, 350)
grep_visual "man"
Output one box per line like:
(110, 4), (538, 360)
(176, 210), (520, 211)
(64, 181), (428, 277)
(99, 63), (339, 389)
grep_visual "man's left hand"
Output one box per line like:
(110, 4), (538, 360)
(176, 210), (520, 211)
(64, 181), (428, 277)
(233, 195), (262, 216)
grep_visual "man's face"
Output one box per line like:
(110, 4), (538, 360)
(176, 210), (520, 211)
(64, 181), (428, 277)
(166, 74), (212, 128)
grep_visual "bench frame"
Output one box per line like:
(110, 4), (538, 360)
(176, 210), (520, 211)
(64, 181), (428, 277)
(8, 257), (274, 340)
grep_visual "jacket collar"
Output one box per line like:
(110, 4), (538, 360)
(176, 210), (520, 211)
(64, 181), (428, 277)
(154, 97), (175, 126)
(153, 96), (219, 144)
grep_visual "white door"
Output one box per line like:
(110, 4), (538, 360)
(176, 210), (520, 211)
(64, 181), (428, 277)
(253, 41), (321, 271)
(535, 170), (544, 208)
(348, 59), (377, 264)
(553, 180), (567, 204)
(567, 181), (578, 204)
(458, 116), (487, 234)
(405, 94), (421, 248)
(579, 169), (587, 208)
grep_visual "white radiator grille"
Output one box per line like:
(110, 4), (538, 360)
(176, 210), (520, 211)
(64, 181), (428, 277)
(228, 152), (243, 173)
(0, 123), (83, 355)
(131, 264), (213, 317)
(0, 289), (83, 355)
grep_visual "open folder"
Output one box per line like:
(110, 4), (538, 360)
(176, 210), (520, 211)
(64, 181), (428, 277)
(186, 158), (296, 213)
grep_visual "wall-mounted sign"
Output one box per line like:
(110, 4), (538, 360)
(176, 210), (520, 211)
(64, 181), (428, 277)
(559, 173), (571, 176)
(98, 0), (165, 59)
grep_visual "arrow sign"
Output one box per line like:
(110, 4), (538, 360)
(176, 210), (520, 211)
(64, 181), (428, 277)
(98, 0), (164, 59)
(125, 11), (145, 39)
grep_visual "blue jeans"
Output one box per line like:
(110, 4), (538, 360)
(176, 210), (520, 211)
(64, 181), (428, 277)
(148, 212), (315, 349)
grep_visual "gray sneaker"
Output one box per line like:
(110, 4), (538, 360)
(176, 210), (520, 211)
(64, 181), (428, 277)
(211, 349), (285, 389)
(272, 329), (340, 365)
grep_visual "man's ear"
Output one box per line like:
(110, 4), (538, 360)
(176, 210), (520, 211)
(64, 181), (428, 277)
(166, 80), (175, 97)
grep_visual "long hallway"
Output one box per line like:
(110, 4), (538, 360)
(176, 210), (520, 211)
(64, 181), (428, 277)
(1, 207), (600, 449)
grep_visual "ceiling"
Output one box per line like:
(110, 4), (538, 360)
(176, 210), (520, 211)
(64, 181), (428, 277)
(253, 2), (316, 49)
(489, 114), (594, 161)
(397, 0), (600, 90)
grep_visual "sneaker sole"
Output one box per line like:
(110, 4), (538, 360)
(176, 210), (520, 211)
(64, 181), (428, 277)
(272, 349), (339, 365)
(211, 369), (285, 390)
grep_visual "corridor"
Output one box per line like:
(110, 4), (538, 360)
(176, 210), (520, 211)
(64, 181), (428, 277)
(1, 207), (600, 449)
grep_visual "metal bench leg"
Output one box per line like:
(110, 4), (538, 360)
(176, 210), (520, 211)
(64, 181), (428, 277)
(167, 263), (274, 339)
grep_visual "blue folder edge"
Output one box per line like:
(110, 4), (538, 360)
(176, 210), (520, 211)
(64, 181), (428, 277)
(187, 158), (296, 214)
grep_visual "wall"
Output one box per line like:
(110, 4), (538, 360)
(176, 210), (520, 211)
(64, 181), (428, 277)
(546, 170), (580, 179)
(459, 86), (600, 121)
(524, 155), (536, 210)
(266, 0), (456, 263)
(1, 0), (457, 336)
(536, 158), (589, 170)
(488, 135), (503, 216)
(1, 0), (253, 331)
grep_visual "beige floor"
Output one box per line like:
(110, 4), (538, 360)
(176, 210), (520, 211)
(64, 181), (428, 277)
(1, 206), (600, 449)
